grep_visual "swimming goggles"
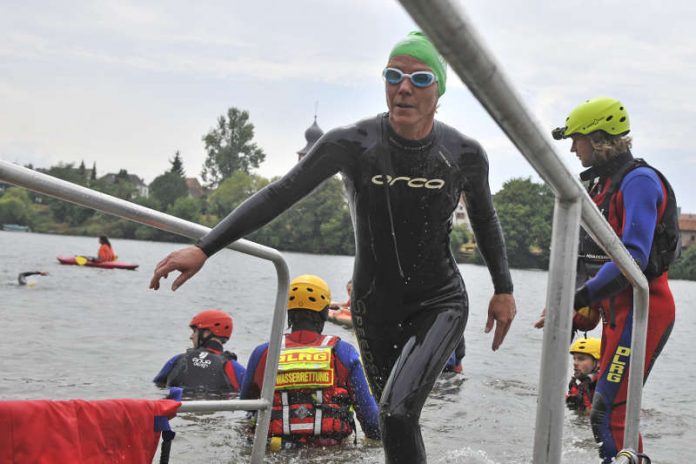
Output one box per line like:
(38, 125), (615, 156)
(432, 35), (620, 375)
(382, 67), (437, 88)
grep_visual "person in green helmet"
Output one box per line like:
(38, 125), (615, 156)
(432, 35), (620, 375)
(541, 96), (679, 463)
(151, 31), (516, 463)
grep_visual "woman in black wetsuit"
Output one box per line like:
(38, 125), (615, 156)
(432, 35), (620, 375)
(151, 31), (516, 463)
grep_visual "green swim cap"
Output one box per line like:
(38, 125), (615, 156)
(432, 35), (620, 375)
(389, 31), (447, 97)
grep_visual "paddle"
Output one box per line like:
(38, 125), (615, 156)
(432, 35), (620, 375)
(74, 255), (89, 266)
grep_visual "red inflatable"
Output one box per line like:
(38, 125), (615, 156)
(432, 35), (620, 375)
(57, 256), (139, 270)
(0, 398), (179, 463)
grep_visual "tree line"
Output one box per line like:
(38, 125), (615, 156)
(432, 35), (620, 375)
(1, 106), (694, 279)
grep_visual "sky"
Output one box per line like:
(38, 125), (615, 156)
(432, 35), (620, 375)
(2, 0), (695, 211)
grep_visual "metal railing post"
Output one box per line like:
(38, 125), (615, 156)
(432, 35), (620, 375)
(533, 198), (581, 463)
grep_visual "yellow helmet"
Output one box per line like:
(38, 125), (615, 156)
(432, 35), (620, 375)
(552, 96), (630, 140)
(569, 337), (601, 360)
(287, 275), (331, 312)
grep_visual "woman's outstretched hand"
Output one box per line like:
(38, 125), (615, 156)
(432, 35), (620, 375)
(149, 245), (208, 291)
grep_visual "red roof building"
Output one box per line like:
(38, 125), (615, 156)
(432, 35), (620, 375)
(680, 214), (696, 249)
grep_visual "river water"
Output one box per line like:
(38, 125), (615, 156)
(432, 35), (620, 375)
(1, 231), (694, 463)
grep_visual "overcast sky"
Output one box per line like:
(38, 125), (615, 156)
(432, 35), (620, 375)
(2, 0), (695, 211)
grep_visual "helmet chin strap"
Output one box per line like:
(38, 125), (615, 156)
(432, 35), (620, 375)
(194, 328), (215, 348)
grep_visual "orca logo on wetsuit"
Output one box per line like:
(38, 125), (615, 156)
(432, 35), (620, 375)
(192, 351), (212, 369)
(371, 175), (445, 189)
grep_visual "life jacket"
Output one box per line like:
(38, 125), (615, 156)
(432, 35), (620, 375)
(578, 156), (680, 279)
(166, 347), (239, 393)
(268, 335), (354, 441)
(97, 244), (116, 262)
(566, 373), (597, 412)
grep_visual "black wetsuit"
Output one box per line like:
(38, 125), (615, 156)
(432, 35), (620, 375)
(198, 113), (513, 463)
(17, 272), (42, 286)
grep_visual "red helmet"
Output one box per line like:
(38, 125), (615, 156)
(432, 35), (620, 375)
(189, 309), (233, 338)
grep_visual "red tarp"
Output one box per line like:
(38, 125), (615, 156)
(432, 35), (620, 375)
(0, 398), (180, 464)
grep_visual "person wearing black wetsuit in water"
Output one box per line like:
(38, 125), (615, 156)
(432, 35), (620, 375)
(150, 31), (517, 463)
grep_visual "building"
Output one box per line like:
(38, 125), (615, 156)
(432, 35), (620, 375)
(185, 177), (206, 199)
(679, 213), (696, 250)
(296, 116), (324, 161)
(452, 195), (471, 231)
(100, 172), (149, 198)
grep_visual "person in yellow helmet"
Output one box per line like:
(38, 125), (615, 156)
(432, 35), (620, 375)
(566, 337), (601, 413)
(240, 275), (380, 448)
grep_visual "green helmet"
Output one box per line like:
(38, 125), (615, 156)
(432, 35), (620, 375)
(552, 97), (630, 140)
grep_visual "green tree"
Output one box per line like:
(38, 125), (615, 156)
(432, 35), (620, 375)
(493, 177), (554, 269)
(42, 163), (95, 225)
(149, 171), (188, 210)
(170, 151), (185, 177)
(668, 246), (696, 280)
(449, 223), (472, 262)
(252, 176), (354, 255)
(207, 170), (270, 217)
(201, 107), (266, 188)
(168, 196), (200, 222)
(0, 187), (34, 225)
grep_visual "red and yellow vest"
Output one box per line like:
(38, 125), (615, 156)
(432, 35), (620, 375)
(269, 335), (354, 439)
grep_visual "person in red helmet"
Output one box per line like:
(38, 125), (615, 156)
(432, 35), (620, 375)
(154, 309), (246, 395)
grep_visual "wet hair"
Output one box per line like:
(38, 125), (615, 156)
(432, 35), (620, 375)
(288, 308), (328, 332)
(99, 235), (111, 246)
(589, 133), (633, 164)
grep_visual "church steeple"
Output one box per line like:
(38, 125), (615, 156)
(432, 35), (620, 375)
(297, 106), (324, 161)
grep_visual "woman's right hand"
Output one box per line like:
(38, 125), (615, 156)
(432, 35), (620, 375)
(149, 245), (208, 291)
(533, 307), (546, 329)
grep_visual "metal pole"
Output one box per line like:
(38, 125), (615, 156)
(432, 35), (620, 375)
(179, 399), (271, 413)
(250, 272), (288, 463)
(624, 287), (649, 449)
(533, 198), (581, 463)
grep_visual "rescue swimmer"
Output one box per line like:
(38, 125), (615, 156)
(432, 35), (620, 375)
(154, 309), (246, 396)
(542, 97), (678, 462)
(240, 275), (380, 448)
(566, 337), (601, 413)
(150, 31), (517, 463)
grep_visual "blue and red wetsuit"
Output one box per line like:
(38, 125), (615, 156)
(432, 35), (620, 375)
(154, 340), (246, 395)
(574, 152), (675, 462)
(241, 330), (380, 443)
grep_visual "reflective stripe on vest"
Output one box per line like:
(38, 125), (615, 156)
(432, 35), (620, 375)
(273, 335), (347, 437)
(276, 336), (336, 390)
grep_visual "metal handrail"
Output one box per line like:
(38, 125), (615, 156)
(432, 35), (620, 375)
(0, 159), (286, 464)
(397, 0), (650, 461)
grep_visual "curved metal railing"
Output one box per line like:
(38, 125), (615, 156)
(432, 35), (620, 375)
(0, 159), (285, 464)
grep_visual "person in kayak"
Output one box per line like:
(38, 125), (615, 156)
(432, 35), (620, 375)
(17, 271), (48, 286)
(96, 235), (116, 262)
(150, 31), (516, 462)
(241, 275), (380, 447)
(153, 309), (246, 395)
(543, 97), (677, 462)
(566, 337), (600, 413)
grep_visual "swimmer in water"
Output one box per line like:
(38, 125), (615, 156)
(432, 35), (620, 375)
(17, 271), (48, 286)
